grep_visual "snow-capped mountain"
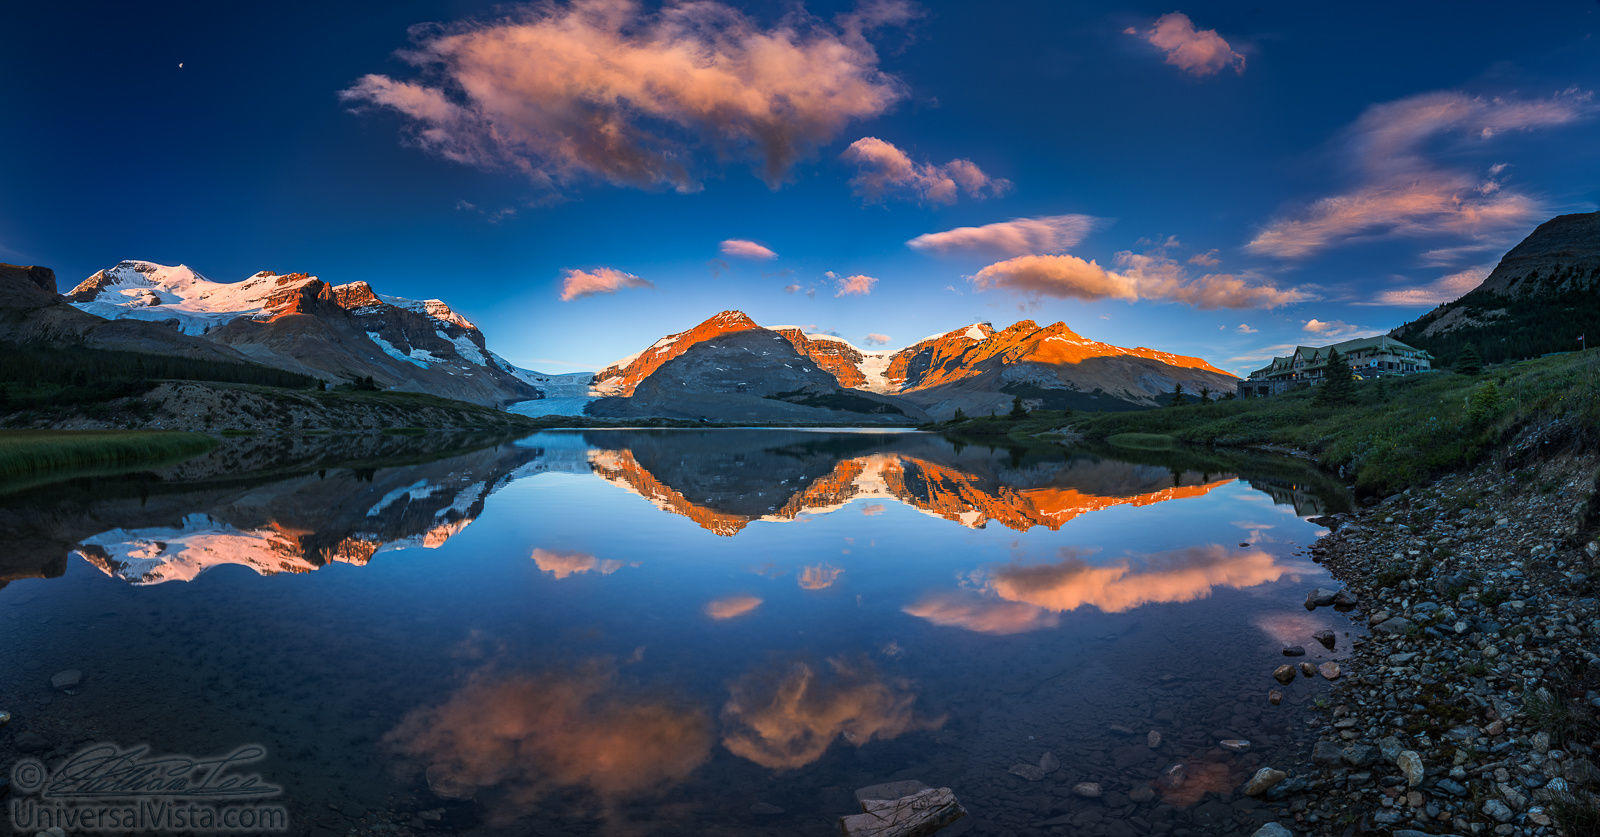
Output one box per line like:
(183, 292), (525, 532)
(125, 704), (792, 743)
(593, 311), (1238, 419)
(67, 260), (549, 407)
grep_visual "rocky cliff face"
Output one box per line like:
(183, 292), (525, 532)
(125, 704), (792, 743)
(589, 328), (924, 423)
(596, 311), (1237, 419)
(593, 310), (762, 396)
(772, 328), (871, 388)
(1391, 212), (1600, 362)
(66, 260), (542, 406)
(0, 262), (251, 363)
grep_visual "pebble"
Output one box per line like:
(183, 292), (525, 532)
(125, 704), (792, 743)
(1313, 629), (1336, 649)
(49, 670), (81, 691)
(1219, 739), (1251, 753)
(1272, 665), (1296, 685)
(1251, 824), (1293, 837)
(1146, 730), (1161, 749)
(1282, 645), (1306, 657)
(1071, 782), (1102, 799)
(1396, 750), (1424, 787)
(1317, 662), (1341, 680)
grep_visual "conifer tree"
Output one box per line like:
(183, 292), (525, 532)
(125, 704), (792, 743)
(1456, 343), (1483, 375)
(1168, 383), (1185, 407)
(1317, 348), (1356, 405)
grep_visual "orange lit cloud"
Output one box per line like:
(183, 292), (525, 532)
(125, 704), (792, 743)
(830, 272), (878, 297)
(531, 548), (634, 579)
(559, 267), (651, 301)
(902, 591), (1060, 635)
(705, 594), (764, 620)
(984, 545), (1294, 614)
(720, 658), (944, 769)
(907, 214), (1098, 258)
(843, 137), (1009, 204)
(971, 252), (1310, 309)
(1248, 90), (1593, 259)
(342, 0), (912, 191)
(385, 663), (711, 818)
(797, 563), (844, 590)
(720, 239), (778, 260)
(1365, 264), (1490, 307)
(863, 333), (891, 346)
(1126, 12), (1244, 77)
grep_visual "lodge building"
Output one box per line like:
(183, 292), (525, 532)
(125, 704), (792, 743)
(1237, 335), (1432, 398)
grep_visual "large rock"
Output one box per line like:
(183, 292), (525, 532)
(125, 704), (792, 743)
(1243, 767), (1287, 796)
(1372, 616), (1416, 635)
(840, 786), (967, 837)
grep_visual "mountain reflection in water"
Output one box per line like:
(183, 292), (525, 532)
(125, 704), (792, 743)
(0, 429), (1354, 836)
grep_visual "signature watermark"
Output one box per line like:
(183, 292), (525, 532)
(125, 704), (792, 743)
(8, 742), (289, 833)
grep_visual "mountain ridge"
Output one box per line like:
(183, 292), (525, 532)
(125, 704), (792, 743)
(592, 310), (1239, 419)
(65, 260), (552, 406)
(1391, 211), (1600, 363)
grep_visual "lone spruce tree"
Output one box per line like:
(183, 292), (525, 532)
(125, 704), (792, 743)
(1317, 348), (1356, 405)
(1010, 395), (1028, 418)
(1168, 383), (1185, 407)
(1456, 343), (1483, 375)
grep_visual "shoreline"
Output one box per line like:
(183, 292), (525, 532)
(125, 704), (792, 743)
(1254, 452), (1599, 835)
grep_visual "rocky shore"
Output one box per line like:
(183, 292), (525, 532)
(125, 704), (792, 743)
(1256, 452), (1600, 836)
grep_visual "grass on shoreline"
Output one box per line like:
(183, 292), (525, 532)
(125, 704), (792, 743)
(0, 430), (217, 490)
(943, 350), (1600, 496)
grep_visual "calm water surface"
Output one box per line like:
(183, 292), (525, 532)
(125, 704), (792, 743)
(0, 430), (1356, 835)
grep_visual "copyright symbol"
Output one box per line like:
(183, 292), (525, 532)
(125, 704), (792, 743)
(11, 758), (47, 793)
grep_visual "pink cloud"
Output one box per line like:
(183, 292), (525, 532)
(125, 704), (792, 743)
(1365, 264), (1490, 307)
(972, 254), (1137, 302)
(842, 137), (1009, 204)
(720, 239), (778, 260)
(341, 1), (912, 192)
(559, 267), (652, 301)
(906, 214), (1098, 257)
(797, 564), (843, 590)
(530, 548), (633, 579)
(1127, 12), (1244, 77)
(971, 251), (1311, 309)
(1249, 89), (1594, 259)
(705, 594), (763, 620)
(831, 272), (878, 296)
(863, 332), (890, 345)
(902, 592), (1060, 635)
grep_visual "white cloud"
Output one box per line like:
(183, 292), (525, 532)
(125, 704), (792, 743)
(1301, 318), (1382, 339)
(906, 214), (1098, 257)
(1236, 323), (1257, 333)
(842, 137), (1009, 204)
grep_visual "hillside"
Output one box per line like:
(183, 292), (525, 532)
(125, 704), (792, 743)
(957, 349), (1600, 497)
(1392, 211), (1600, 364)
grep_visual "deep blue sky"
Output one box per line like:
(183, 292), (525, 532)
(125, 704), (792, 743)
(3, 1), (1597, 373)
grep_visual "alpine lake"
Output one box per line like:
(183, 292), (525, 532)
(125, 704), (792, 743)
(0, 428), (1359, 835)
